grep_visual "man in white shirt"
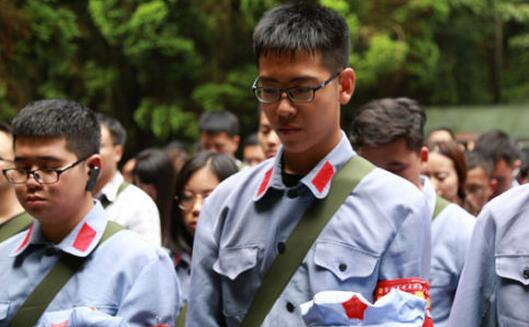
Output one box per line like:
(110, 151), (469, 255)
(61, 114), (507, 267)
(93, 113), (161, 246)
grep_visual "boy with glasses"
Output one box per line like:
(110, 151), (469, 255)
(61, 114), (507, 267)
(187, 3), (431, 326)
(0, 99), (180, 326)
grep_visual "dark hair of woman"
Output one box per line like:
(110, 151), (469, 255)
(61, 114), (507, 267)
(168, 151), (239, 254)
(133, 148), (176, 245)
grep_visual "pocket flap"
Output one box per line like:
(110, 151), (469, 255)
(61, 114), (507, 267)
(213, 246), (259, 280)
(314, 242), (379, 281)
(496, 255), (529, 286)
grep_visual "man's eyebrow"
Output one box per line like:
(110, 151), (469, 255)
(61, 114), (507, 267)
(14, 156), (62, 162)
(258, 75), (320, 84)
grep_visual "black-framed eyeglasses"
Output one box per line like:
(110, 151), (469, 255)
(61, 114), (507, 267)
(252, 71), (341, 104)
(2, 157), (88, 185)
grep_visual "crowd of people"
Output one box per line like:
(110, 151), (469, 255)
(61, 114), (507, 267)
(0, 3), (528, 327)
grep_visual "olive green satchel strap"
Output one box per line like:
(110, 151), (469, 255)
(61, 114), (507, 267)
(8, 221), (123, 327)
(433, 196), (451, 221)
(0, 212), (33, 243)
(175, 303), (188, 327)
(240, 156), (375, 327)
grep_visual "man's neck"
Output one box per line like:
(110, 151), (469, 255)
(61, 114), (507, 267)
(40, 195), (94, 244)
(282, 130), (342, 176)
(93, 169), (117, 195)
(0, 188), (25, 225)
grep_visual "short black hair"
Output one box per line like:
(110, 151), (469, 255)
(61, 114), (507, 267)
(11, 99), (100, 158)
(465, 151), (493, 176)
(244, 133), (259, 147)
(198, 111), (239, 136)
(168, 151), (239, 254)
(429, 126), (455, 139)
(350, 98), (426, 152)
(474, 129), (520, 166)
(96, 113), (127, 146)
(253, 3), (350, 73)
(0, 121), (12, 134)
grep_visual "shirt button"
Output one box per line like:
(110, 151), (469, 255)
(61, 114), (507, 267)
(286, 302), (295, 313)
(339, 263), (347, 272)
(286, 189), (298, 199)
(277, 242), (286, 254)
(523, 267), (529, 279)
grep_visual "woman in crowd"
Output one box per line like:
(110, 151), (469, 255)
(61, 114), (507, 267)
(168, 151), (239, 304)
(133, 148), (176, 245)
(423, 141), (467, 205)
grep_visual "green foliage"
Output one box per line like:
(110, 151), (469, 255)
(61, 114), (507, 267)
(1, 0), (528, 153)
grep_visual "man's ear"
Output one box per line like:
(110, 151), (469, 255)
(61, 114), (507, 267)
(338, 68), (355, 105)
(419, 146), (429, 165)
(488, 178), (498, 199)
(114, 144), (124, 164)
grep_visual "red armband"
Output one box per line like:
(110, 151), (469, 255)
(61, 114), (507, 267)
(375, 278), (433, 327)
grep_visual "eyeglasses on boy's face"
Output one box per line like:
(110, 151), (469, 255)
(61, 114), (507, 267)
(252, 72), (341, 104)
(2, 157), (88, 185)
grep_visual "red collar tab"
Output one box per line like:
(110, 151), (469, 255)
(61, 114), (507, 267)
(72, 223), (97, 252)
(256, 168), (273, 198)
(311, 161), (335, 193)
(14, 223), (34, 255)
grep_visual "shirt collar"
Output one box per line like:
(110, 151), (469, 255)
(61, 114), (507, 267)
(98, 172), (124, 203)
(253, 131), (355, 201)
(420, 175), (437, 218)
(10, 201), (108, 258)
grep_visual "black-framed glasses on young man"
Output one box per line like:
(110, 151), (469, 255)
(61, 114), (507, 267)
(252, 71), (341, 104)
(174, 192), (211, 211)
(2, 157), (88, 185)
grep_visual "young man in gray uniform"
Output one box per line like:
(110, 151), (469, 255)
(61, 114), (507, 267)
(350, 97), (475, 327)
(187, 4), (432, 326)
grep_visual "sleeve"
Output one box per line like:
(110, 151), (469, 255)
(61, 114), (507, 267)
(185, 204), (224, 326)
(115, 251), (181, 327)
(375, 197), (433, 326)
(379, 197), (431, 280)
(447, 207), (496, 326)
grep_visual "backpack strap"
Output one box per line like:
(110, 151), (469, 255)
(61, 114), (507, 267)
(433, 196), (451, 221)
(8, 221), (123, 327)
(240, 156), (375, 327)
(0, 212), (33, 243)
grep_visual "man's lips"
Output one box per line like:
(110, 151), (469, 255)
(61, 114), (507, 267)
(26, 195), (46, 202)
(277, 126), (301, 134)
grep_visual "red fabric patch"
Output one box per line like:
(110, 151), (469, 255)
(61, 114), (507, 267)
(375, 278), (432, 327)
(149, 325), (169, 327)
(342, 294), (368, 320)
(257, 168), (273, 197)
(51, 320), (68, 327)
(311, 161), (335, 193)
(16, 223), (34, 253)
(73, 223), (97, 252)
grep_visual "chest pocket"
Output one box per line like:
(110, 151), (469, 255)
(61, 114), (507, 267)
(314, 242), (379, 284)
(213, 245), (261, 320)
(495, 254), (529, 324)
